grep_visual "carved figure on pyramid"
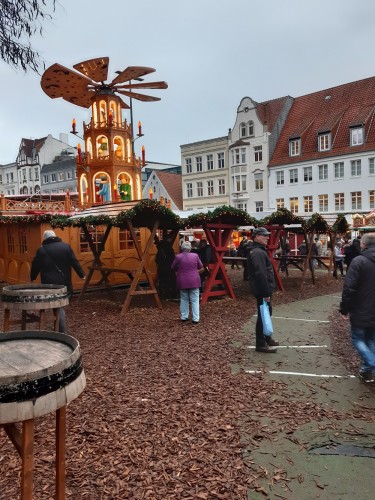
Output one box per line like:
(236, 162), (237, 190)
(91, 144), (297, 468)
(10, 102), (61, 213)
(119, 175), (132, 201)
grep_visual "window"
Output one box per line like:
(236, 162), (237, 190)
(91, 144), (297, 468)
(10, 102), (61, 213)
(43, 174), (49, 183)
(289, 138), (301, 156)
(67, 171), (73, 180)
(22, 169), (26, 181)
(318, 164), (328, 180)
(369, 157), (375, 175)
(118, 228), (140, 250)
(186, 182), (193, 198)
(318, 133), (331, 151)
(303, 166), (312, 182)
(334, 162), (344, 179)
(254, 146), (262, 162)
(370, 190), (375, 209)
(185, 158), (192, 174)
(235, 202), (247, 211)
(318, 194), (328, 212)
(351, 191), (362, 210)
(350, 127), (364, 146)
(276, 198), (284, 209)
(196, 181), (203, 197)
(51, 173), (57, 182)
(255, 201), (263, 212)
(10, 173), (14, 182)
(195, 156), (202, 172)
(18, 227), (27, 254)
(254, 172), (263, 190)
(29, 169), (33, 181)
(207, 180), (214, 196)
(58, 172), (64, 181)
(334, 193), (345, 211)
(217, 152), (225, 169)
(240, 122), (246, 137)
(289, 168), (298, 184)
(207, 154), (214, 170)
(218, 179), (225, 195)
(290, 197), (299, 213)
(231, 147), (246, 165)
(303, 195), (313, 212)
(34, 167), (39, 181)
(233, 175), (247, 192)
(351, 159), (361, 176)
(276, 171), (284, 185)
(248, 121), (254, 136)
(80, 226), (106, 253)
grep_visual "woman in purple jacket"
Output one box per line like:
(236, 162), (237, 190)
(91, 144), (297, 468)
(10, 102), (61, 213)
(171, 241), (204, 323)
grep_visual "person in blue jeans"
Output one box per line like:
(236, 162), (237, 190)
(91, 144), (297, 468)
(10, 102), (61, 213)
(340, 233), (375, 382)
(171, 241), (204, 324)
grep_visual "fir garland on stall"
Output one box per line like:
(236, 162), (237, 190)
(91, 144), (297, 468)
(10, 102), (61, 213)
(186, 205), (256, 228)
(306, 213), (329, 234)
(331, 214), (349, 234)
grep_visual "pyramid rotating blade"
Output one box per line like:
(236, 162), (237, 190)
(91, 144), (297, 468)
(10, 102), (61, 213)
(116, 81), (168, 90)
(41, 63), (95, 108)
(117, 89), (161, 102)
(111, 66), (156, 85)
(73, 57), (109, 83)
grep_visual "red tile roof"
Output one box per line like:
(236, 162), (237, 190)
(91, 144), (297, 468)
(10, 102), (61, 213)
(155, 171), (183, 210)
(19, 137), (48, 156)
(256, 96), (292, 132)
(269, 76), (375, 167)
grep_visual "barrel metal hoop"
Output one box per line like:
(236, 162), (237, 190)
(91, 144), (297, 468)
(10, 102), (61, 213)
(0, 358), (84, 403)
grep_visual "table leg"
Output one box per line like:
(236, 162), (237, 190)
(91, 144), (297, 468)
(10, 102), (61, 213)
(56, 407), (66, 500)
(21, 419), (34, 500)
(3, 308), (10, 332)
(53, 309), (60, 333)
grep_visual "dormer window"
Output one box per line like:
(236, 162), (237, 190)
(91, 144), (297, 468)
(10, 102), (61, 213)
(289, 138), (301, 157)
(350, 127), (364, 146)
(248, 121), (254, 136)
(240, 122), (246, 137)
(318, 132), (331, 151)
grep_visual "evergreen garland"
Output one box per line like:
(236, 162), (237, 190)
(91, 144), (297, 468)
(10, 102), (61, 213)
(306, 213), (329, 234)
(331, 214), (349, 234)
(186, 206), (257, 228)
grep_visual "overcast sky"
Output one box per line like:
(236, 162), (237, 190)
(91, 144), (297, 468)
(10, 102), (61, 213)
(1, 0), (375, 165)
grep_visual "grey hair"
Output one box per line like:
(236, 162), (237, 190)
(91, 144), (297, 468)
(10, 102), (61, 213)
(181, 241), (192, 252)
(361, 233), (375, 248)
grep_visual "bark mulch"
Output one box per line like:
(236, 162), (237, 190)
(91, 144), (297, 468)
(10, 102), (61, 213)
(0, 271), (373, 499)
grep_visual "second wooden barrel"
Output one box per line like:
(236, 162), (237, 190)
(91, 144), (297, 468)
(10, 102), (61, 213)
(0, 331), (86, 424)
(1, 284), (69, 311)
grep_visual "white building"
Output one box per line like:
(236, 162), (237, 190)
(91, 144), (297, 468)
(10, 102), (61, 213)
(15, 134), (76, 195)
(180, 136), (229, 211)
(228, 96), (292, 213)
(0, 162), (17, 195)
(268, 77), (375, 219)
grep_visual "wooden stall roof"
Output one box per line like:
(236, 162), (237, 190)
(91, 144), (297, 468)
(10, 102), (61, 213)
(68, 199), (183, 231)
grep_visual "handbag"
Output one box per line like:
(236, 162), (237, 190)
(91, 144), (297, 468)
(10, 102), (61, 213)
(259, 299), (273, 336)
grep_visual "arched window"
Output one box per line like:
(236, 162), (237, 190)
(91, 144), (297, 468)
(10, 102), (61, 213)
(248, 121), (254, 136)
(97, 135), (109, 158)
(114, 137), (124, 159)
(22, 186), (28, 194)
(240, 122), (246, 137)
(34, 185), (40, 194)
(117, 172), (132, 201)
(80, 174), (88, 203)
(94, 172), (111, 203)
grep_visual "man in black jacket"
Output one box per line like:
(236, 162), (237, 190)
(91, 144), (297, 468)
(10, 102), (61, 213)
(247, 227), (278, 353)
(31, 230), (85, 333)
(340, 233), (375, 382)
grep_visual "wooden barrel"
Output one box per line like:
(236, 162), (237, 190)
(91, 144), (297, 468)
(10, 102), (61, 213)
(1, 284), (69, 311)
(0, 331), (86, 424)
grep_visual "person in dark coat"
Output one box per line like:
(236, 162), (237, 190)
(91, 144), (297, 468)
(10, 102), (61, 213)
(247, 227), (278, 353)
(30, 230), (85, 333)
(155, 236), (176, 299)
(340, 233), (375, 382)
(171, 241), (204, 323)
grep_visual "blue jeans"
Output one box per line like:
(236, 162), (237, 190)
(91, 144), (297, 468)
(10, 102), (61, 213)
(351, 325), (375, 371)
(180, 288), (200, 322)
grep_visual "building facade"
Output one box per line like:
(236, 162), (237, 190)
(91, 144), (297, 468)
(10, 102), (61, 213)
(41, 157), (78, 194)
(180, 136), (229, 211)
(268, 77), (375, 218)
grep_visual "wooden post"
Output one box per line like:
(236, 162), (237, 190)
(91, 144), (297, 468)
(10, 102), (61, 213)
(56, 407), (66, 500)
(21, 419), (34, 500)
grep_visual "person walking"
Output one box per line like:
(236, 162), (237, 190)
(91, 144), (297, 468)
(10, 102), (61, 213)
(171, 241), (204, 324)
(315, 237), (323, 267)
(333, 241), (345, 278)
(340, 233), (375, 383)
(247, 227), (278, 353)
(30, 230), (85, 333)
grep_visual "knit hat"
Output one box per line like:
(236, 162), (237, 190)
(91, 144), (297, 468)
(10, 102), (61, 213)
(253, 227), (270, 237)
(43, 230), (56, 240)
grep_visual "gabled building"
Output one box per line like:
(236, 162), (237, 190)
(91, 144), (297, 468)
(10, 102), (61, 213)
(16, 134), (76, 195)
(228, 96), (293, 213)
(268, 77), (375, 216)
(142, 170), (183, 210)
